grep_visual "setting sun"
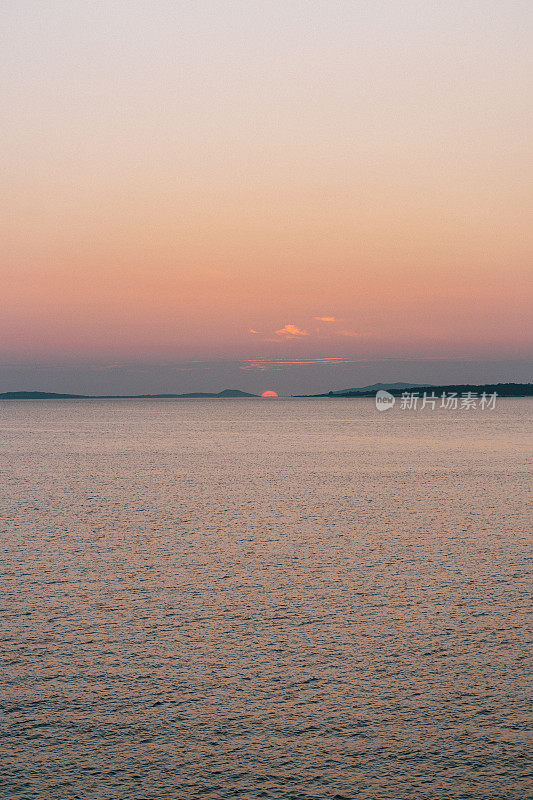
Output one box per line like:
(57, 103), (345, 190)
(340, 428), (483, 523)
(261, 390), (278, 398)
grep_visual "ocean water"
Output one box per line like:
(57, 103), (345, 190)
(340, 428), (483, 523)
(0, 398), (531, 800)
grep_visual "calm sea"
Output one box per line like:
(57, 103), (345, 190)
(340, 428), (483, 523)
(1, 398), (531, 800)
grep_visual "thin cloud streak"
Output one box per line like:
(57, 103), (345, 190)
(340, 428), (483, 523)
(240, 356), (361, 371)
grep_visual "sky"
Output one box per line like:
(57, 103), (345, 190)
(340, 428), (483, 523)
(2, 0), (532, 395)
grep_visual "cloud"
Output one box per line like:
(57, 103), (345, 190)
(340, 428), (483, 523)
(314, 316), (336, 322)
(249, 329), (260, 334)
(240, 356), (360, 370)
(338, 330), (363, 337)
(275, 323), (309, 337)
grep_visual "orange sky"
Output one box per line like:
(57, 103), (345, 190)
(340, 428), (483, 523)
(1, 1), (532, 392)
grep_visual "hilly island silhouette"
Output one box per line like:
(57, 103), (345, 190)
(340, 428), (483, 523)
(1, 384), (532, 399)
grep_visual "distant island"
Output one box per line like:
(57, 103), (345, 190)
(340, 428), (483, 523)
(296, 382), (533, 397)
(330, 382), (430, 395)
(0, 389), (258, 400)
(2, 383), (532, 400)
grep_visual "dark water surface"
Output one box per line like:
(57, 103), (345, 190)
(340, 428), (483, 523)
(1, 399), (531, 799)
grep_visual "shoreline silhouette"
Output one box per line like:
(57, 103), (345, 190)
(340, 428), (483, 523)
(1, 383), (532, 400)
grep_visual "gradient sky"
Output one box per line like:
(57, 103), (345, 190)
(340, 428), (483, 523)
(2, 0), (532, 394)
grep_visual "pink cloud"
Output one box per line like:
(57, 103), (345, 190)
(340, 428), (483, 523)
(275, 323), (309, 338)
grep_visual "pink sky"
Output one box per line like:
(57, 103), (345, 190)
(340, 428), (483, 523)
(1, 1), (532, 392)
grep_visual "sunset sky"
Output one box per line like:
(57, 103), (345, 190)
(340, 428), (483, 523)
(2, 0), (532, 394)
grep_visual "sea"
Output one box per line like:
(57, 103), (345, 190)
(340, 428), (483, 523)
(1, 398), (531, 800)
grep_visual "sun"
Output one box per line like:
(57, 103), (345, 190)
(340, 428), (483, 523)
(261, 390), (278, 398)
